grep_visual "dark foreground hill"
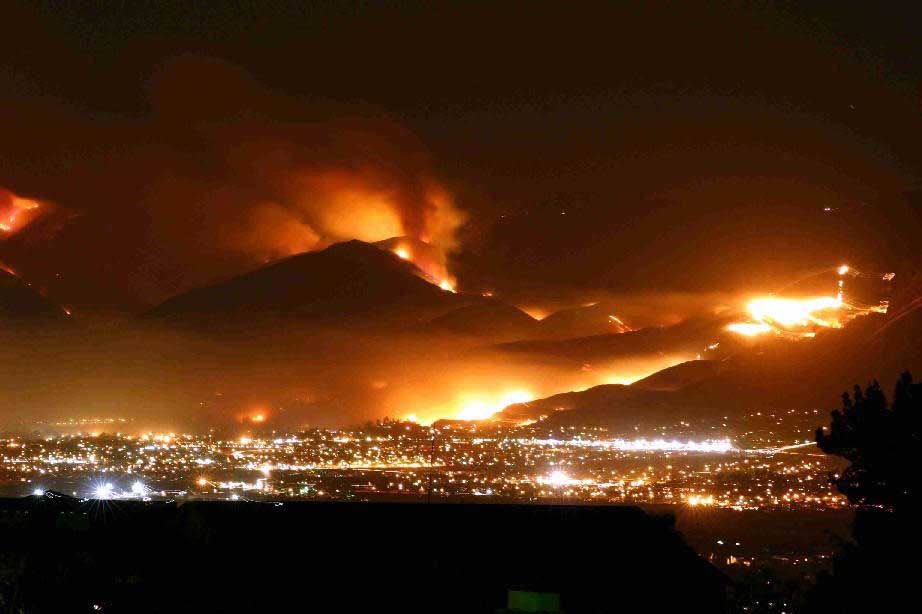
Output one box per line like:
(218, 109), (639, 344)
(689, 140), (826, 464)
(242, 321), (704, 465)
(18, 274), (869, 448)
(147, 239), (475, 328)
(0, 496), (726, 613)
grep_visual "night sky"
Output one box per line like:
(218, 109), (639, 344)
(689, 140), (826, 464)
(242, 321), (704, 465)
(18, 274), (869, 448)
(2, 1), (921, 311)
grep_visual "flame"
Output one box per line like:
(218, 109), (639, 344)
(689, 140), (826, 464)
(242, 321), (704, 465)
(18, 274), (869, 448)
(728, 265), (895, 338)
(747, 296), (842, 327)
(0, 188), (42, 236)
(607, 314), (632, 332)
(728, 296), (842, 337)
(385, 239), (457, 293)
(455, 389), (534, 421)
(726, 322), (772, 337)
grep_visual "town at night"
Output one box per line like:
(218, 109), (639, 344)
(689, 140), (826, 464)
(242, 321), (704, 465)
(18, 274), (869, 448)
(2, 2), (921, 612)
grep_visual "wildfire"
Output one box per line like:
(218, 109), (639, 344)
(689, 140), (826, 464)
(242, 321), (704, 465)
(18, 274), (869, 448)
(728, 296), (843, 337)
(726, 322), (773, 337)
(384, 239), (458, 294)
(456, 389), (534, 421)
(0, 188), (42, 236)
(727, 265), (896, 337)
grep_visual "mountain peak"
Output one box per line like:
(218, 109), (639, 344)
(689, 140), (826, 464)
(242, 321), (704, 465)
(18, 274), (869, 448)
(147, 239), (467, 326)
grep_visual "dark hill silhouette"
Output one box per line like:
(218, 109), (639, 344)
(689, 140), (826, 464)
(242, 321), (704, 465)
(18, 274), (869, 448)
(0, 497), (727, 612)
(0, 266), (67, 319)
(147, 240), (475, 327)
(537, 300), (633, 339)
(426, 301), (540, 341)
(631, 359), (724, 391)
(502, 304), (922, 430)
(497, 381), (724, 427)
(497, 315), (730, 366)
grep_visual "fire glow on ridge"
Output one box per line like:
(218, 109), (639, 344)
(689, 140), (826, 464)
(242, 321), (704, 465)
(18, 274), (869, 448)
(727, 295), (843, 337)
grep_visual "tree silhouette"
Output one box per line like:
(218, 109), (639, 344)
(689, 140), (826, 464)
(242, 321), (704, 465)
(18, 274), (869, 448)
(806, 372), (922, 612)
(815, 371), (921, 511)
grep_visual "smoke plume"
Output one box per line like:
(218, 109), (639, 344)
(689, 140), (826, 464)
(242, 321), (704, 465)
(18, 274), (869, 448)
(0, 57), (464, 310)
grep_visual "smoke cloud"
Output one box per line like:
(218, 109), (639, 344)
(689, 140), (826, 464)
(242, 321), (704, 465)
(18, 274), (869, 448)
(0, 56), (464, 310)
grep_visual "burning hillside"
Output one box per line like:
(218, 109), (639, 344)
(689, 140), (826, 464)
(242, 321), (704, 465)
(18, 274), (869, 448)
(0, 187), (43, 236)
(727, 265), (894, 338)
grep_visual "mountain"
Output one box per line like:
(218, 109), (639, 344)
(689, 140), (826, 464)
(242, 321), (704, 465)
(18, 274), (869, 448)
(1, 265), (67, 319)
(496, 380), (725, 427)
(147, 240), (474, 327)
(497, 316), (730, 366)
(536, 300), (633, 339)
(630, 359), (725, 391)
(426, 301), (540, 341)
(498, 303), (922, 431)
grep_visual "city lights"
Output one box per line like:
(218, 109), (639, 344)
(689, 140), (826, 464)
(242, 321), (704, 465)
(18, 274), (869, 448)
(94, 483), (114, 500)
(0, 407), (842, 511)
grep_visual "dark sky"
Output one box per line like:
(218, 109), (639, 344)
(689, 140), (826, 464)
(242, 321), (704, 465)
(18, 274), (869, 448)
(2, 1), (921, 311)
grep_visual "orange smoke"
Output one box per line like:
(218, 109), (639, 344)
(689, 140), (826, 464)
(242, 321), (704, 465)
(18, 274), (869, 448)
(229, 128), (466, 286)
(0, 187), (42, 236)
(1, 59), (469, 309)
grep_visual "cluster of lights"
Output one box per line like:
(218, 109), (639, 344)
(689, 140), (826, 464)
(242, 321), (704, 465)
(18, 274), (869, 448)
(90, 480), (148, 500)
(687, 494), (715, 507)
(538, 470), (582, 487)
(3, 407), (844, 510)
(525, 437), (736, 453)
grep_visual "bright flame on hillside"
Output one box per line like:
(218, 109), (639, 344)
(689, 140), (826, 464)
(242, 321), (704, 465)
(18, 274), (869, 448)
(726, 322), (773, 337)
(728, 265), (895, 338)
(394, 247), (411, 260)
(728, 296), (843, 337)
(607, 314), (632, 332)
(0, 188), (41, 235)
(747, 296), (842, 327)
(456, 389), (534, 421)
